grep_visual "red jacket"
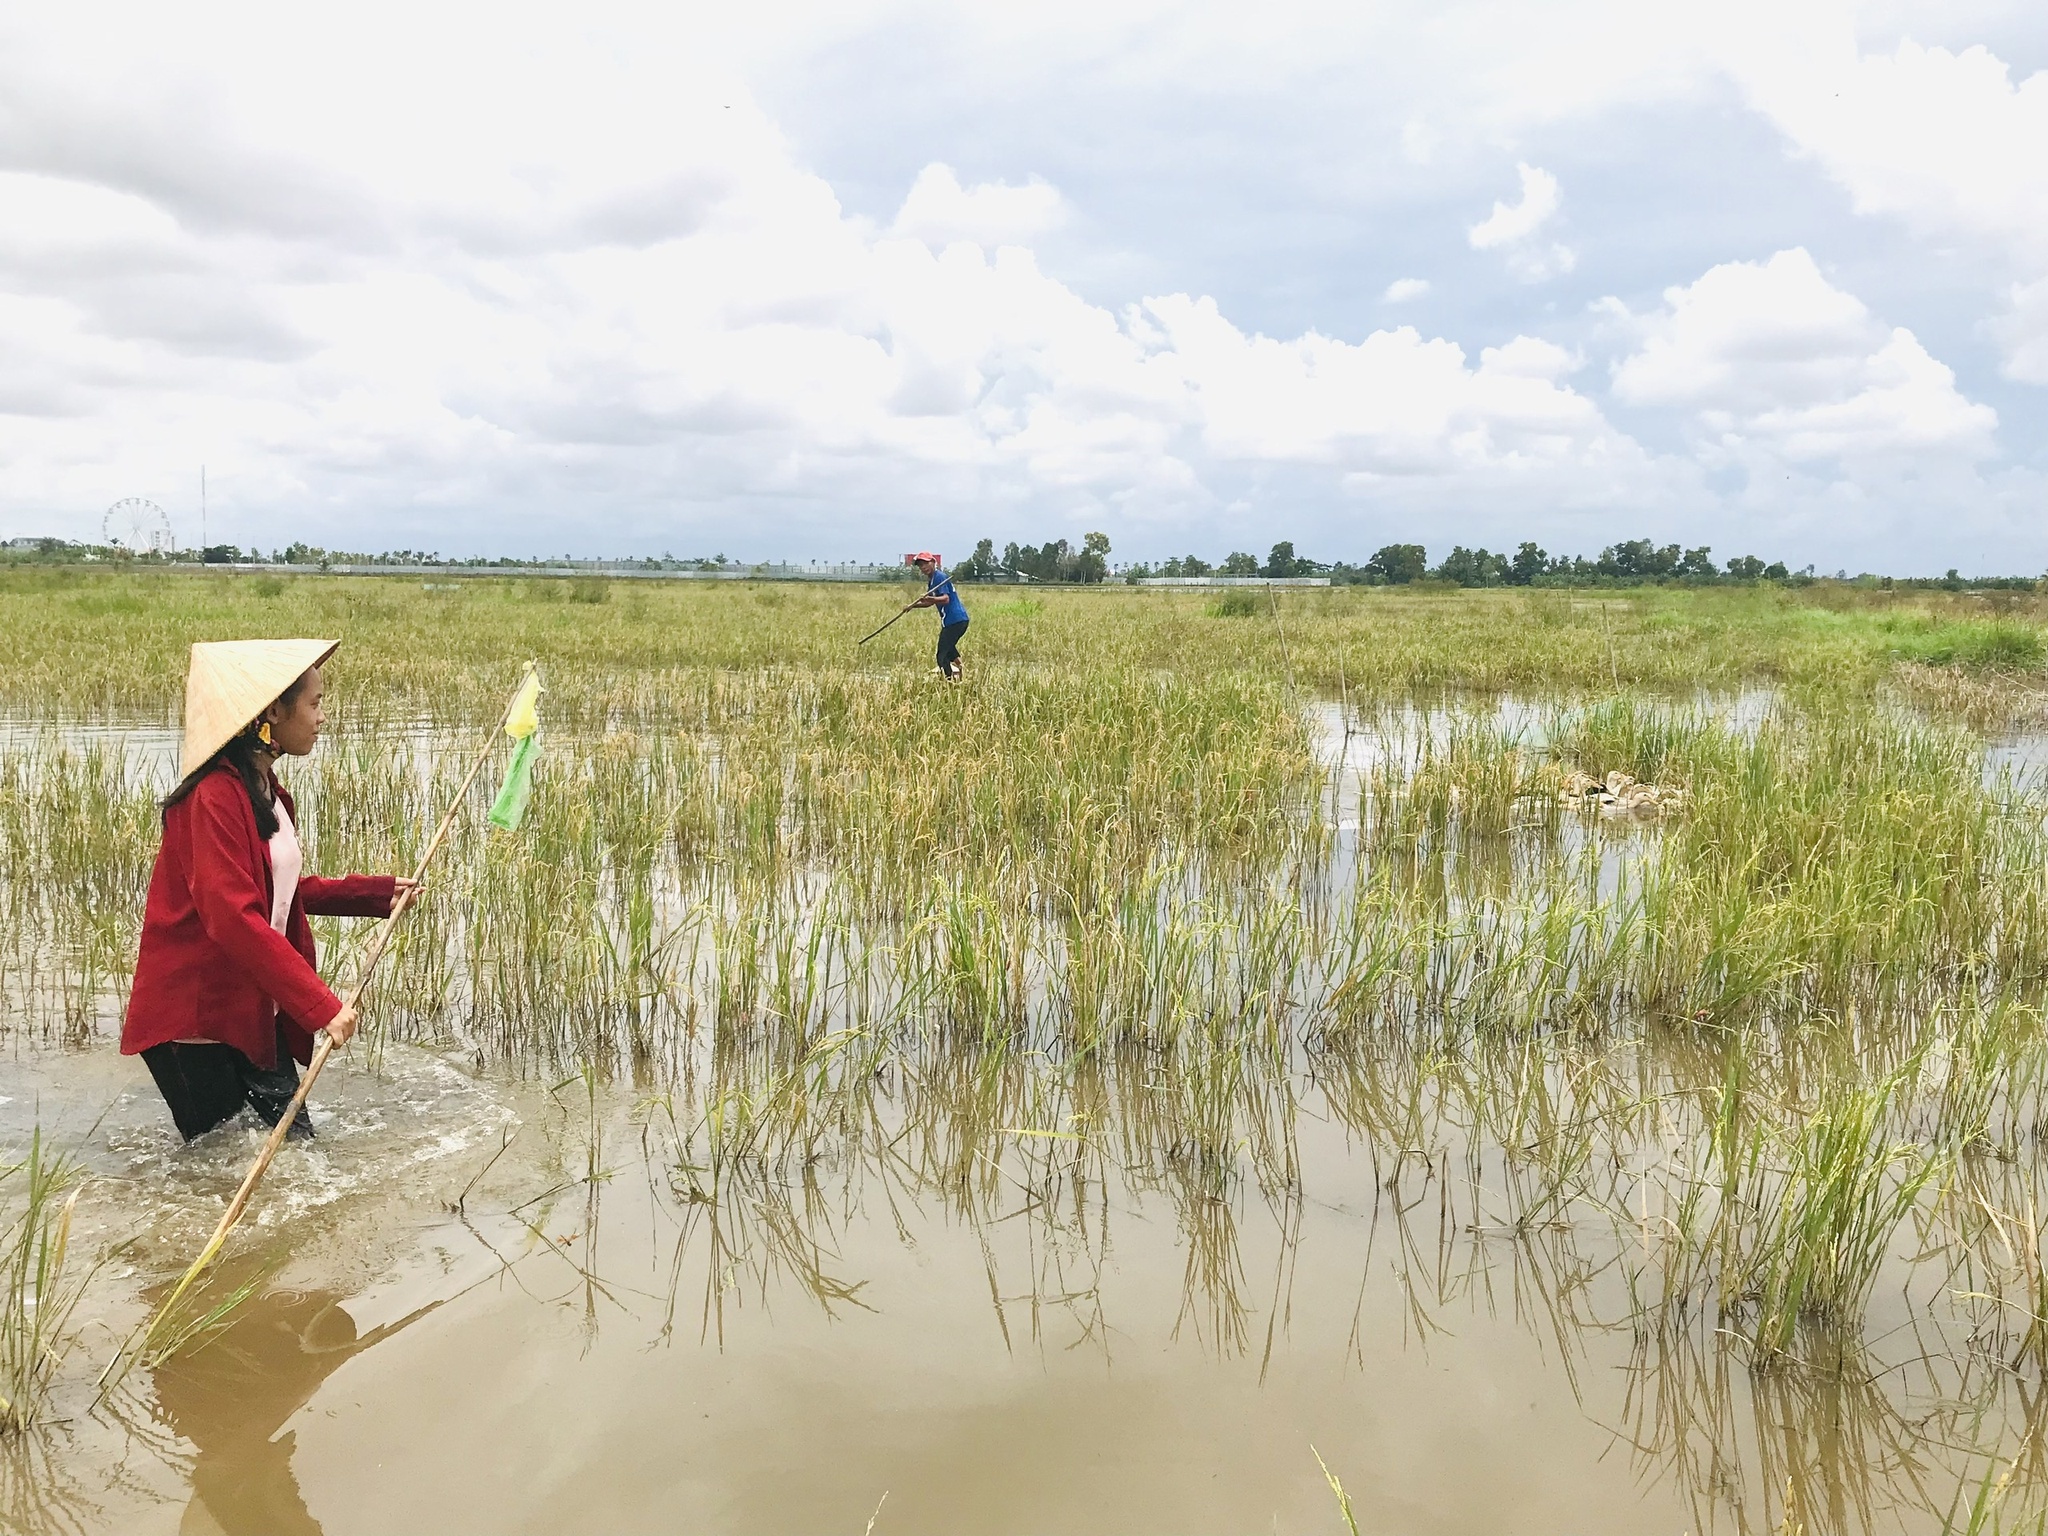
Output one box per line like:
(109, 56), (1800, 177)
(122, 764), (395, 1069)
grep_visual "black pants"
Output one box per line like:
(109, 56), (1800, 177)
(937, 618), (969, 677)
(142, 1024), (313, 1142)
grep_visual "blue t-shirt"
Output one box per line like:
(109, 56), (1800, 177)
(929, 568), (968, 626)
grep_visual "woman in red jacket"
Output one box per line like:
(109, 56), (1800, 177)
(123, 639), (414, 1141)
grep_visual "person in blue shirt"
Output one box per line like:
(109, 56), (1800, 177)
(908, 551), (969, 681)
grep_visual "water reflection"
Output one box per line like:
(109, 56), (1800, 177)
(608, 1018), (2048, 1534)
(0, 1425), (125, 1536)
(12, 1025), (2048, 1536)
(149, 1286), (439, 1536)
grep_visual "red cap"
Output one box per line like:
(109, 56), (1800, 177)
(905, 551), (941, 566)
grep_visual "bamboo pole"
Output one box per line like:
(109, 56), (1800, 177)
(857, 601), (918, 646)
(101, 673), (528, 1389)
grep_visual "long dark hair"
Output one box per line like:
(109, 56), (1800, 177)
(163, 670), (313, 840)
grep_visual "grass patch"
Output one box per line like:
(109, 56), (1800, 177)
(0, 573), (2042, 717)
(0, 1131), (88, 1435)
(1890, 618), (2045, 671)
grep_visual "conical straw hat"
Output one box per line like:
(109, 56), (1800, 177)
(179, 639), (339, 781)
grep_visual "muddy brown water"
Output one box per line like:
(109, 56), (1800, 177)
(0, 1042), (2006, 1536)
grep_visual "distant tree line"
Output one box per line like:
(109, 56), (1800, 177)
(271, 543), (749, 571)
(1109, 538), (1795, 586)
(950, 534), (1799, 586)
(0, 540), (773, 571)
(953, 536), (2033, 591)
(956, 533), (1113, 583)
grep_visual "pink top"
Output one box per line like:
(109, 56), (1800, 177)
(268, 800), (303, 933)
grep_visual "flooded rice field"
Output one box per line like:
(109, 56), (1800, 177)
(7, 680), (2048, 1535)
(9, 1058), (1963, 1536)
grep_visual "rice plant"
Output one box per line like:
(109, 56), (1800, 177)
(0, 1132), (88, 1435)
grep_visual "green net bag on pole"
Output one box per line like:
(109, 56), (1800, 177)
(488, 666), (542, 831)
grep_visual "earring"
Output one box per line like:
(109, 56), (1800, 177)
(257, 721), (273, 747)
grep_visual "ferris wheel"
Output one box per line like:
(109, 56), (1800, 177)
(103, 498), (174, 553)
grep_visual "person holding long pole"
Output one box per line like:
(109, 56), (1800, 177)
(97, 663), (538, 1395)
(907, 550), (970, 682)
(121, 640), (416, 1142)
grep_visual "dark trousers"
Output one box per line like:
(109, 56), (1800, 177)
(141, 1024), (313, 1142)
(937, 618), (969, 677)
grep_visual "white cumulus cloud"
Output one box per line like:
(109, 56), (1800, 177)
(1382, 277), (1431, 303)
(1723, 36), (2048, 383)
(1999, 274), (2048, 385)
(1141, 296), (1626, 476)
(1611, 248), (1996, 462)
(1468, 163), (1575, 282)
(1741, 40), (2048, 265)
(1469, 164), (1562, 249)
(891, 164), (1068, 249)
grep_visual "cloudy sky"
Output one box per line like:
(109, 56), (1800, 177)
(0, 1), (2042, 572)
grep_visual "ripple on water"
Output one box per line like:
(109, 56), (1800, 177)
(5, 1042), (517, 1264)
